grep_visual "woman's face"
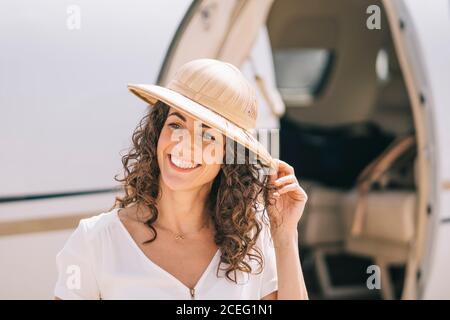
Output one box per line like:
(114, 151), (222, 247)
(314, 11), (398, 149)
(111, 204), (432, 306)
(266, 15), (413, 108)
(157, 107), (224, 191)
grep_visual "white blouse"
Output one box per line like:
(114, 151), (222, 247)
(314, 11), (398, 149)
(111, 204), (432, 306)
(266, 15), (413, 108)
(54, 208), (278, 300)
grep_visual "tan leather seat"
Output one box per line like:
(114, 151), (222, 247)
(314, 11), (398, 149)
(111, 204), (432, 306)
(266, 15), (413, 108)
(299, 180), (345, 245)
(299, 181), (375, 299)
(342, 190), (416, 245)
(342, 190), (416, 299)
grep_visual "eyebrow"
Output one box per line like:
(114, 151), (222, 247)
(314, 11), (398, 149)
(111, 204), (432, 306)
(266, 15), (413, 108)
(168, 111), (211, 129)
(168, 111), (186, 122)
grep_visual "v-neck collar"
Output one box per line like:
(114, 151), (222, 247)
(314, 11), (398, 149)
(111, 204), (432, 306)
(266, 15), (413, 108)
(114, 208), (221, 293)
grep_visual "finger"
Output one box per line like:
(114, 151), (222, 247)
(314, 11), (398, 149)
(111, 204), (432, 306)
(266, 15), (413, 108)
(277, 183), (301, 195)
(268, 170), (277, 183)
(274, 174), (298, 186)
(268, 159), (295, 184)
(276, 159), (295, 175)
(269, 159), (281, 179)
(278, 183), (308, 203)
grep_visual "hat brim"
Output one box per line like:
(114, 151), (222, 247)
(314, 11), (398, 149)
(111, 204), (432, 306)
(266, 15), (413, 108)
(127, 84), (276, 170)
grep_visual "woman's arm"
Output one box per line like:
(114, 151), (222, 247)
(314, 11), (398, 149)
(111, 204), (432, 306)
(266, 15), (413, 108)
(265, 159), (309, 300)
(271, 228), (308, 300)
(261, 228), (308, 300)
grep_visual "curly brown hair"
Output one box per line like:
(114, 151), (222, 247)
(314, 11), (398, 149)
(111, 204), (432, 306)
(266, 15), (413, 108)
(111, 101), (279, 283)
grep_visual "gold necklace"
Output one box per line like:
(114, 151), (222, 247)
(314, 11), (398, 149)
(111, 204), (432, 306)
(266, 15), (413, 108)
(155, 218), (210, 240)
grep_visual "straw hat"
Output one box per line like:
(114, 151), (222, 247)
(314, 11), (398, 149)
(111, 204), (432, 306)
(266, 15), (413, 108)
(127, 58), (276, 169)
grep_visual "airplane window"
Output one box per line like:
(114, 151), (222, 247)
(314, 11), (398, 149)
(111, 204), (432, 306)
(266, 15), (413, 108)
(273, 48), (334, 106)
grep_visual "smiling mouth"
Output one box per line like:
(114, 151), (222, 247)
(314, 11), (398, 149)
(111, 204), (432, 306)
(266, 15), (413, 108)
(168, 154), (201, 171)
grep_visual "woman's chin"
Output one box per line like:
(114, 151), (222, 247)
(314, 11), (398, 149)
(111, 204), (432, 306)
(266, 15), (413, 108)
(159, 173), (198, 191)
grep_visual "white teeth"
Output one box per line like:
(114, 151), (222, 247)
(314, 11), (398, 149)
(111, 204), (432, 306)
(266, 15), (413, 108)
(170, 155), (198, 169)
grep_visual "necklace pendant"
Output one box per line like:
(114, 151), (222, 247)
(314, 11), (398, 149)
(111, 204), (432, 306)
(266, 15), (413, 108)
(175, 234), (185, 240)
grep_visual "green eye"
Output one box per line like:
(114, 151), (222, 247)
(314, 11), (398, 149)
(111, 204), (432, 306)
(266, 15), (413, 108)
(168, 123), (182, 129)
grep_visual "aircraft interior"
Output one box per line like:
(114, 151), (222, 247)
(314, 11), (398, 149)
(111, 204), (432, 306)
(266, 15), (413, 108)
(267, 0), (418, 299)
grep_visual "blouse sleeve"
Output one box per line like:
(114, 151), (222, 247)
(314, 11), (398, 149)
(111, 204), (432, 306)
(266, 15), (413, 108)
(54, 219), (100, 300)
(259, 217), (278, 299)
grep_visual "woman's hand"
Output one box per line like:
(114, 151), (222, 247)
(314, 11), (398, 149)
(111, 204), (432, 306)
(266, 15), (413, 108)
(267, 159), (308, 239)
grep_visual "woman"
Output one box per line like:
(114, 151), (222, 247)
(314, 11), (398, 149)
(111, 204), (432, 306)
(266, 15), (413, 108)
(54, 59), (308, 300)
